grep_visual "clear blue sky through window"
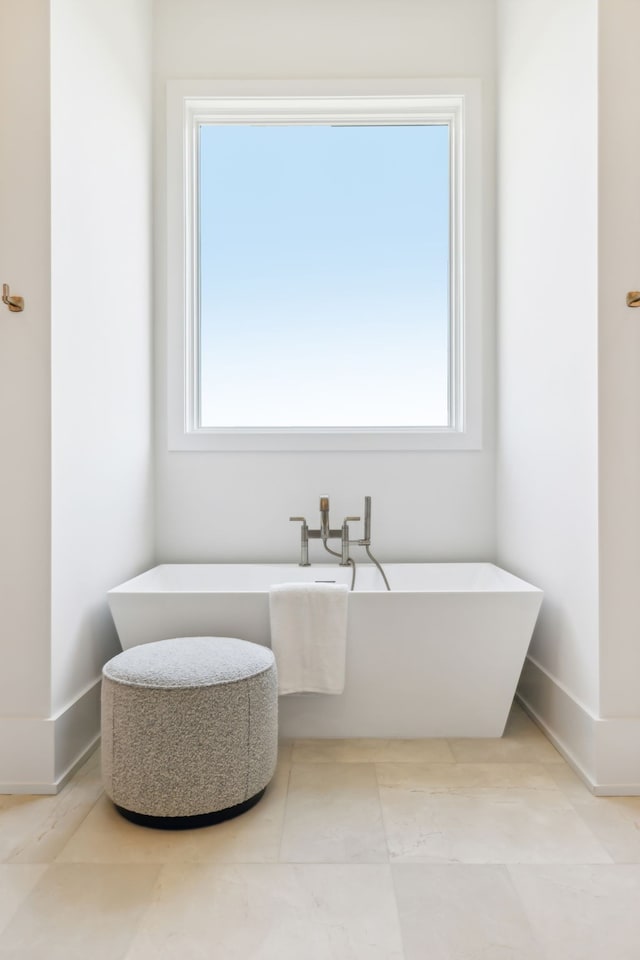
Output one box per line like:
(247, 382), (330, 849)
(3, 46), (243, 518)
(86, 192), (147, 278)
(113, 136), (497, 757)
(198, 122), (450, 428)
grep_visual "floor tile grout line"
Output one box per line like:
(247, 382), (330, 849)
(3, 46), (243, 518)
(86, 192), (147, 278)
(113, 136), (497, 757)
(503, 863), (565, 960)
(0, 863), (49, 940)
(276, 760), (293, 864)
(381, 861), (410, 960)
(544, 793), (616, 866)
(1, 781), (106, 866)
(47, 789), (107, 866)
(119, 861), (167, 960)
(370, 762), (394, 861)
(374, 762), (393, 865)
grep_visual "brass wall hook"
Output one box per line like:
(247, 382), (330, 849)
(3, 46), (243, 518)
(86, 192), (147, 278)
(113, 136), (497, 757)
(2, 283), (24, 312)
(627, 291), (640, 308)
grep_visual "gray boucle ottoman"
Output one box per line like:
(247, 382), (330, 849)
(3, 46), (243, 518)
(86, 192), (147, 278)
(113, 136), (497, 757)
(101, 636), (278, 829)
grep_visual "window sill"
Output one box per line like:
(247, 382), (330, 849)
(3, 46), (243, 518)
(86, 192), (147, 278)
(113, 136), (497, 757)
(167, 426), (482, 452)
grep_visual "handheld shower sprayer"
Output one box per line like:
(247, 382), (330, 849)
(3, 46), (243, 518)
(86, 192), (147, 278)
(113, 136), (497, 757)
(363, 496), (372, 544)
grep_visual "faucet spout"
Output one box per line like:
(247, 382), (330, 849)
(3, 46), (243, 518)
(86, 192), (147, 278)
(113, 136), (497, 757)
(319, 496), (330, 541)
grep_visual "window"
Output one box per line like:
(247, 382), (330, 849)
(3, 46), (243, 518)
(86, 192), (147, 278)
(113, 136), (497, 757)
(167, 81), (482, 451)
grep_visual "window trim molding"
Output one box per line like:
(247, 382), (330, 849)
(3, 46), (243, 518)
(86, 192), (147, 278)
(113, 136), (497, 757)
(166, 79), (482, 452)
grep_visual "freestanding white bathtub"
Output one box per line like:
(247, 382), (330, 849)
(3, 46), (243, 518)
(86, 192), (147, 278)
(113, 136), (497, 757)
(107, 563), (542, 738)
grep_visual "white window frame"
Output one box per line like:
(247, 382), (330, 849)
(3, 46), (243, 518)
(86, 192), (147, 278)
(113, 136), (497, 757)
(166, 79), (482, 451)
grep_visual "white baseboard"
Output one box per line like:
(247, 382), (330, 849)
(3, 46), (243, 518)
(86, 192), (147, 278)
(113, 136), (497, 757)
(592, 717), (640, 796)
(517, 656), (597, 785)
(53, 679), (101, 786)
(0, 717), (56, 794)
(518, 656), (640, 796)
(0, 679), (101, 794)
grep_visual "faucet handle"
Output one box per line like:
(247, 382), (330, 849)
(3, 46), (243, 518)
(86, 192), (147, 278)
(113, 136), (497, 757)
(342, 516), (360, 524)
(339, 516), (360, 566)
(290, 517), (310, 566)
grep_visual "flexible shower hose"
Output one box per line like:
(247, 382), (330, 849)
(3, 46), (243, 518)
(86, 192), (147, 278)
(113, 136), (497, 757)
(321, 539), (391, 592)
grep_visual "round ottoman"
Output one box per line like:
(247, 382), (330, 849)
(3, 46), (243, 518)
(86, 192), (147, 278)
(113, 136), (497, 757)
(101, 636), (278, 829)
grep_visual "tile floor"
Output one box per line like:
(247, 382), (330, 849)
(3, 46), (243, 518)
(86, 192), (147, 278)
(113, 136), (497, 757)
(2, 705), (640, 958)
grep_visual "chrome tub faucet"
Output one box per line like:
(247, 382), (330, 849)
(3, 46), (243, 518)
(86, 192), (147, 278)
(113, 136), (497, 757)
(289, 496), (390, 590)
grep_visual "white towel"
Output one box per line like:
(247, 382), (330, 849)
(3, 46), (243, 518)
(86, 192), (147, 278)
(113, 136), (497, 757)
(269, 582), (349, 695)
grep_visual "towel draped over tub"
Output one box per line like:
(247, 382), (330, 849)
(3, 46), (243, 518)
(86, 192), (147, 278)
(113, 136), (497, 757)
(269, 582), (349, 695)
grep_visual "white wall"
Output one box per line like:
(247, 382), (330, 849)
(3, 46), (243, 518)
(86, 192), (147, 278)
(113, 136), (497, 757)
(598, 0), (640, 721)
(0, 0), (155, 792)
(153, 0), (497, 564)
(496, 0), (600, 768)
(49, 0), (154, 772)
(0, 0), (53, 786)
(0, 0), (638, 792)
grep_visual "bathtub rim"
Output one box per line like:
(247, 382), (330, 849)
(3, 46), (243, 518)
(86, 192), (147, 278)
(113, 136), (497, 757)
(108, 561), (543, 597)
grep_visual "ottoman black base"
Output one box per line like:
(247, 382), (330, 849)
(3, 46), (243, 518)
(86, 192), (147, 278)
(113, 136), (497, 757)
(114, 786), (267, 830)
